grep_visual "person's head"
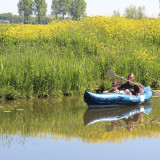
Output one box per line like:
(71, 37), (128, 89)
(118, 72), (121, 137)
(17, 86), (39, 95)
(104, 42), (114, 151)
(112, 80), (118, 89)
(127, 73), (134, 82)
(126, 121), (134, 132)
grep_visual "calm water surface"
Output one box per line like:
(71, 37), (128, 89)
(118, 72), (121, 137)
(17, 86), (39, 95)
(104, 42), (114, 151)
(0, 96), (160, 160)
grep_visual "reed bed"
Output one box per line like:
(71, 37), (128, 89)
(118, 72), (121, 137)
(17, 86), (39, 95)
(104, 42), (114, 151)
(0, 16), (160, 98)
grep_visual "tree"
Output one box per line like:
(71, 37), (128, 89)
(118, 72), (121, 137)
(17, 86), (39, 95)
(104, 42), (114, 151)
(0, 13), (24, 23)
(13, 15), (24, 23)
(51, 0), (73, 19)
(59, 0), (70, 19)
(159, 0), (160, 17)
(65, 0), (73, 18)
(137, 6), (146, 19)
(33, 0), (47, 24)
(124, 5), (145, 19)
(69, 0), (86, 20)
(59, 0), (73, 19)
(113, 10), (120, 17)
(0, 13), (13, 23)
(17, 0), (33, 24)
(51, 0), (61, 19)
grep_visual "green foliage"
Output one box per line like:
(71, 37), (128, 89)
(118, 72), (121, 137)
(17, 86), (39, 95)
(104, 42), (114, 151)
(0, 12), (53, 24)
(17, 0), (33, 24)
(0, 13), (20, 23)
(124, 5), (146, 19)
(0, 42), (97, 98)
(112, 10), (120, 17)
(51, 0), (61, 19)
(33, 0), (47, 24)
(2, 0), (87, 23)
(70, 0), (86, 20)
(0, 17), (160, 99)
(51, 0), (86, 20)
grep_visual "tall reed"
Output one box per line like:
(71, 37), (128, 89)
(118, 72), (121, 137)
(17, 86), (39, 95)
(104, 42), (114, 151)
(0, 16), (160, 98)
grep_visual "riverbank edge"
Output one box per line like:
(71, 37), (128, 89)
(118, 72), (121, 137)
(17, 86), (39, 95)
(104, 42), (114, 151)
(0, 89), (159, 101)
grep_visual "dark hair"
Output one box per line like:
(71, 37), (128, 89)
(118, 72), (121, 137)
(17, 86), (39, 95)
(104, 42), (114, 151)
(112, 80), (117, 85)
(127, 73), (134, 82)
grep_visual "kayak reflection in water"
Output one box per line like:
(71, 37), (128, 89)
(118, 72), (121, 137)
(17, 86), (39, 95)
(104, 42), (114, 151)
(123, 113), (143, 131)
(106, 113), (143, 132)
(83, 103), (152, 132)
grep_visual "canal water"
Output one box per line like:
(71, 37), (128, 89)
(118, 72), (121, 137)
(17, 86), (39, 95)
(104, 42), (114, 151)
(0, 96), (160, 160)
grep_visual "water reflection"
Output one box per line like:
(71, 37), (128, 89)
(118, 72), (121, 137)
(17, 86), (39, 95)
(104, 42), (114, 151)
(0, 97), (87, 146)
(83, 103), (152, 132)
(0, 97), (160, 146)
(0, 98), (160, 160)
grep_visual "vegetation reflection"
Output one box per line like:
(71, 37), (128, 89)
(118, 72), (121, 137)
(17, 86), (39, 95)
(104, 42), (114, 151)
(0, 97), (160, 145)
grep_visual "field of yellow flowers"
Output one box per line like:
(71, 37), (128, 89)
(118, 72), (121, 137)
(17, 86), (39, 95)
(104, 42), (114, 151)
(0, 16), (160, 98)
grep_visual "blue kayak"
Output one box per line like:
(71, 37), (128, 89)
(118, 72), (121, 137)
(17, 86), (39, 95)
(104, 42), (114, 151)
(84, 86), (152, 107)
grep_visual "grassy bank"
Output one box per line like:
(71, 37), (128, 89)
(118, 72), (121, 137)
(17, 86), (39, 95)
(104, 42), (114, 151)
(0, 16), (160, 99)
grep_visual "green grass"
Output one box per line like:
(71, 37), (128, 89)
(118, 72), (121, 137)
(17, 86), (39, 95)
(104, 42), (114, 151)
(0, 17), (160, 99)
(0, 40), (159, 99)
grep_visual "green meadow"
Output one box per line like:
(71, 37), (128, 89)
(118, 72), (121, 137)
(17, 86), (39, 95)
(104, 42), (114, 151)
(0, 17), (160, 99)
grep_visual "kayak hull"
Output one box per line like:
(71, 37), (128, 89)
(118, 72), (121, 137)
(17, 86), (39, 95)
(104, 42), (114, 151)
(84, 86), (152, 107)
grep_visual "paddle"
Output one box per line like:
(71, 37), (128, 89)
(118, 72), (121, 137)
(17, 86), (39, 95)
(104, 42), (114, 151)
(107, 69), (120, 78)
(107, 69), (138, 84)
(107, 69), (160, 96)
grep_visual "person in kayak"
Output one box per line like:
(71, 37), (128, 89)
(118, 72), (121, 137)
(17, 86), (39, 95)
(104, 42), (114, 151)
(118, 73), (144, 95)
(103, 80), (119, 93)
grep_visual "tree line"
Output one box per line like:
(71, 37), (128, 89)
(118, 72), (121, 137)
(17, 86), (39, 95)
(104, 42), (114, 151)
(18, 0), (86, 24)
(0, 12), (53, 24)
(113, 5), (146, 19)
(0, 2), (150, 25)
(0, 0), (86, 24)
